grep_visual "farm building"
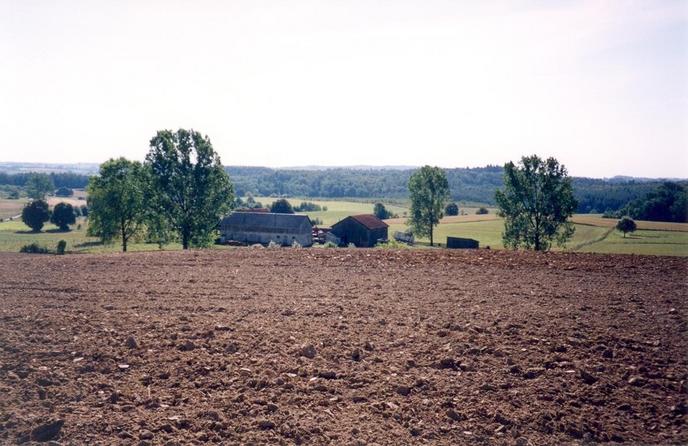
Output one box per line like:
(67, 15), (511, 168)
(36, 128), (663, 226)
(219, 212), (313, 246)
(446, 236), (479, 249)
(330, 214), (388, 247)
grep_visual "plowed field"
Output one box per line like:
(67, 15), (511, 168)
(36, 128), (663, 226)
(0, 249), (686, 445)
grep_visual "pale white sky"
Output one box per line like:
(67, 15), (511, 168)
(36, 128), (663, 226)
(1, 0), (687, 177)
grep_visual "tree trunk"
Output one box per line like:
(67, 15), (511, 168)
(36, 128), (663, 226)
(430, 225), (434, 247)
(121, 219), (127, 252)
(182, 230), (189, 250)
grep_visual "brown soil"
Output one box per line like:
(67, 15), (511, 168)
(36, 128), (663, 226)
(0, 249), (686, 445)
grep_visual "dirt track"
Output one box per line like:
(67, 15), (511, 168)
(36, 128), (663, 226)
(0, 249), (686, 445)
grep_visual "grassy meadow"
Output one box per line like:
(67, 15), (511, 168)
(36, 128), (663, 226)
(1, 196), (686, 256)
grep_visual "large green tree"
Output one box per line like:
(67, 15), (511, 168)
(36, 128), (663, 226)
(495, 155), (577, 251)
(26, 173), (54, 200)
(146, 129), (234, 249)
(50, 202), (76, 231)
(87, 158), (147, 252)
(21, 199), (51, 232)
(408, 166), (450, 246)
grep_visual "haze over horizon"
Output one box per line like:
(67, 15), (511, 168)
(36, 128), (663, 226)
(1, 1), (687, 178)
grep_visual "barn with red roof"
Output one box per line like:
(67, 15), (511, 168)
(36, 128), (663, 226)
(329, 214), (389, 247)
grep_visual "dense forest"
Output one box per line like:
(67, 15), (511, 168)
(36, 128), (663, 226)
(225, 166), (683, 214)
(1, 166), (685, 215)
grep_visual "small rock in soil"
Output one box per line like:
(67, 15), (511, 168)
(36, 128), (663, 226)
(319, 370), (337, 379)
(396, 385), (411, 396)
(139, 430), (154, 440)
(523, 367), (545, 379)
(351, 348), (362, 361)
(258, 419), (275, 430)
(30, 419), (64, 442)
(125, 335), (139, 349)
(299, 344), (316, 359)
(628, 376), (647, 386)
(438, 358), (456, 369)
(580, 369), (598, 385)
(447, 409), (464, 422)
(178, 340), (195, 351)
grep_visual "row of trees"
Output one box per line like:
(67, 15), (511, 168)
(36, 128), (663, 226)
(87, 129), (234, 251)
(21, 200), (78, 232)
(408, 155), (578, 250)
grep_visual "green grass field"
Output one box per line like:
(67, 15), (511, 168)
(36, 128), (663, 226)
(1, 196), (686, 256)
(253, 197), (410, 226)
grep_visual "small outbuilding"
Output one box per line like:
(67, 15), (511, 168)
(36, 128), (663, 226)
(219, 212), (313, 246)
(330, 214), (388, 247)
(446, 236), (479, 249)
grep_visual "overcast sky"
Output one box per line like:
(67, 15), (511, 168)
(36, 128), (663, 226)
(1, 0), (686, 177)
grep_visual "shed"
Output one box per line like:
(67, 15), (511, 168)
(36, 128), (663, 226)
(219, 212), (313, 246)
(446, 236), (479, 249)
(330, 214), (388, 247)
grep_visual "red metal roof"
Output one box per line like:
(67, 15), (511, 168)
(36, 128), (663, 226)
(350, 214), (388, 230)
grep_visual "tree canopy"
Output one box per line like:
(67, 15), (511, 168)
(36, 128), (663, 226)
(50, 202), (76, 231)
(495, 155), (577, 251)
(87, 158), (147, 252)
(146, 129), (234, 249)
(26, 173), (54, 200)
(621, 182), (687, 223)
(616, 216), (637, 238)
(444, 202), (459, 216)
(373, 202), (392, 220)
(270, 198), (294, 214)
(408, 166), (450, 246)
(21, 199), (50, 232)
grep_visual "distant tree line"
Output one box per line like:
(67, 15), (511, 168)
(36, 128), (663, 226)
(223, 166), (682, 214)
(3, 165), (684, 216)
(604, 182), (687, 223)
(0, 172), (89, 189)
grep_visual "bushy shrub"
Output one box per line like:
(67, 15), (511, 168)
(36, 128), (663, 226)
(19, 243), (49, 254)
(445, 203), (459, 216)
(377, 239), (409, 249)
(311, 217), (323, 226)
(267, 240), (280, 249)
(347, 243), (356, 248)
(291, 240), (302, 248)
(294, 201), (322, 212)
(56, 240), (67, 255)
(323, 241), (337, 248)
(476, 207), (489, 215)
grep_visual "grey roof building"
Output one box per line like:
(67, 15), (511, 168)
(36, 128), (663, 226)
(219, 212), (313, 247)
